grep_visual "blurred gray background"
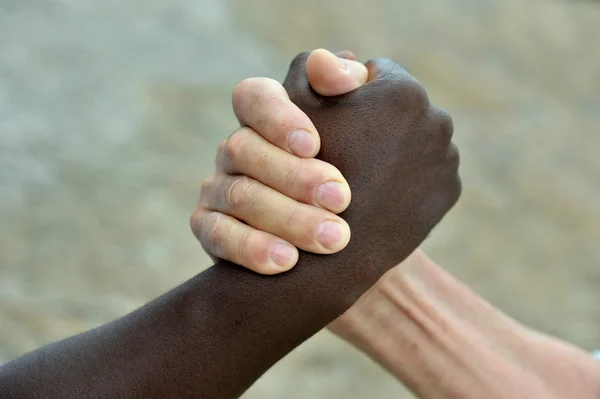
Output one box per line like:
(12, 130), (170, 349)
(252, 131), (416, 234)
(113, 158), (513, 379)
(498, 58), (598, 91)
(1, 0), (599, 397)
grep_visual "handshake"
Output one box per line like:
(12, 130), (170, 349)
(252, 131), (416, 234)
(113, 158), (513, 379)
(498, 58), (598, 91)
(193, 49), (460, 291)
(1, 49), (468, 399)
(5, 49), (599, 399)
(189, 49), (462, 396)
(186, 50), (599, 399)
(192, 49), (460, 309)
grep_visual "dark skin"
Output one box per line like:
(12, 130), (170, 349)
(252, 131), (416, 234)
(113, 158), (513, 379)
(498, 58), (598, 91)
(0, 52), (461, 398)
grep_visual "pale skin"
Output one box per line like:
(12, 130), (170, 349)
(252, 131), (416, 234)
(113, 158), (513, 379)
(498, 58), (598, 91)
(194, 49), (364, 273)
(196, 49), (600, 398)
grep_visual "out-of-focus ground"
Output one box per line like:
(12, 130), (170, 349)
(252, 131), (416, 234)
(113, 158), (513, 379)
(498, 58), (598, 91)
(1, 0), (599, 397)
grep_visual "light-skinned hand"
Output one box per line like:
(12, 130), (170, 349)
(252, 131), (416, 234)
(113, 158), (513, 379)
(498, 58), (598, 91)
(191, 49), (368, 274)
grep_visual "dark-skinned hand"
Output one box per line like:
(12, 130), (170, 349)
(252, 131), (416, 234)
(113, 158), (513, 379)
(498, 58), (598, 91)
(281, 52), (461, 288)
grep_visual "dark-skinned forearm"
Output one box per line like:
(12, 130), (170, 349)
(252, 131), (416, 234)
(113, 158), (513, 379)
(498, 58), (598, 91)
(1, 51), (458, 398)
(0, 253), (380, 399)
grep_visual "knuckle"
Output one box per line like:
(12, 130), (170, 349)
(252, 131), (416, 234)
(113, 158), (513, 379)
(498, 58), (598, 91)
(439, 169), (462, 213)
(202, 212), (227, 259)
(422, 108), (455, 156)
(216, 140), (233, 171)
(439, 145), (461, 205)
(190, 209), (226, 258)
(232, 78), (259, 110)
(434, 108), (454, 145)
(434, 143), (460, 181)
(199, 174), (217, 204)
(450, 173), (463, 206)
(225, 128), (251, 164)
(217, 140), (227, 159)
(233, 78), (286, 112)
(405, 79), (430, 112)
(226, 175), (256, 211)
(260, 78), (286, 95)
(189, 209), (203, 237)
(390, 77), (430, 113)
(447, 143), (461, 174)
(200, 173), (216, 193)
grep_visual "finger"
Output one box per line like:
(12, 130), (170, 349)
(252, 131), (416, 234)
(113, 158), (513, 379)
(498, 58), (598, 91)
(217, 127), (351, 213)
(191, 208), (299, 274)
(200, 174), (351, 253)
(232, 77), (320, 158)
(306, 49), (368, 96)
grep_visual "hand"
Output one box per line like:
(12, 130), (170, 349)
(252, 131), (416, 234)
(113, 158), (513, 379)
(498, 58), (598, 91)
(195, 48), (461, 315)
(194, 49), (460, 282)
(191, 50), (368, 274)
(281, 52), (460, 280)
(192, 48), (428, 329)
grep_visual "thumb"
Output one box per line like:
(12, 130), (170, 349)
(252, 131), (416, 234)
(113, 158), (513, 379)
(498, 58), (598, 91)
(306, 49), (368, 97)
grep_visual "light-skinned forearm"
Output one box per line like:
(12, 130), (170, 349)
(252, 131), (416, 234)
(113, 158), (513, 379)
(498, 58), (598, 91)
(331, 250), (600, 399)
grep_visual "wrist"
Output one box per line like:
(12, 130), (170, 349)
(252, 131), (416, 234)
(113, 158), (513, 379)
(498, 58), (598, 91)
(332, 250), (600, 398)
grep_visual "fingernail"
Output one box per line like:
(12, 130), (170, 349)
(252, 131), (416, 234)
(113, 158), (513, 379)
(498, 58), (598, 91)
(338, 58), (368, 83)
(337, 56), (350, 70)
(289, 129), (315, 157)
(317, 181), (346, 210)
(270, 242), (295, 267)
(317, 221), (343, 250)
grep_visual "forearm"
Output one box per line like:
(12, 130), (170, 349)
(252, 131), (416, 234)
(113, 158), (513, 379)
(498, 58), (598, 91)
(0, 253), (379, 399)
(332, 250), (600, 399)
